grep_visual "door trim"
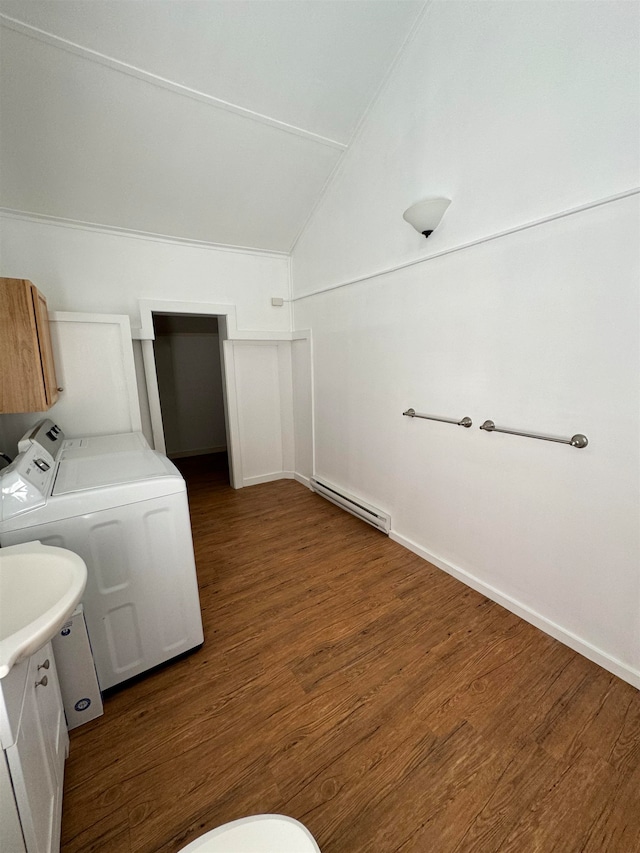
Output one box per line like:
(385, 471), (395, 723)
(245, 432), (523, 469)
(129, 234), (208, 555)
(136, 299), (308, 490)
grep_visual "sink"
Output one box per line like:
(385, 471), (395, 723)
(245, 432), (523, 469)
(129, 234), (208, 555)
(0, 541), (87, 678)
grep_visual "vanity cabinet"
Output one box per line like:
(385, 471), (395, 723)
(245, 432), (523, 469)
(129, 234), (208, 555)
(0, 278), (60, 413)
(0, 643), (68, 853)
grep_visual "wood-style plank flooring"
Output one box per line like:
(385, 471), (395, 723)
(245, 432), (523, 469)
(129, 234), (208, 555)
(61, 454), (640, 852)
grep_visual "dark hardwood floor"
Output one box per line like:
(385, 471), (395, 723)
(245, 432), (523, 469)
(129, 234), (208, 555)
(61, 455), (640, 852)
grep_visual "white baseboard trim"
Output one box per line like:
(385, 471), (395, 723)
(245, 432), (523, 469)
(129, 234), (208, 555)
(242, 471), (296, 487)
(294, 473), (312, 489)
(390, 530), (640, 690)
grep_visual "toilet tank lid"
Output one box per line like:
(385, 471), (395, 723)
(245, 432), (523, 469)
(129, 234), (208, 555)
(178, 814), (321, 853)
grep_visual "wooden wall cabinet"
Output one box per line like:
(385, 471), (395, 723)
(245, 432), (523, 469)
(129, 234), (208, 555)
(1, 278), (60, 413)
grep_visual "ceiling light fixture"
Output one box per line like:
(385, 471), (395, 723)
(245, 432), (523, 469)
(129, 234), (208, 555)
(403, 197), (451, 238)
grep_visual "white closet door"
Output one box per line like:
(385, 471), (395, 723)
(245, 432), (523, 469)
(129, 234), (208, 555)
(224, 340), (295, 488)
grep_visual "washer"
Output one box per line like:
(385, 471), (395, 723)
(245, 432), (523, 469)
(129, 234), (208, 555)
(18, 418), (150, 459)
(0, 420), (204, 690)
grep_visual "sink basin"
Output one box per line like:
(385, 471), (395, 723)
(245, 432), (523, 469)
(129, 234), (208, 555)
(0, 541), (87, 678)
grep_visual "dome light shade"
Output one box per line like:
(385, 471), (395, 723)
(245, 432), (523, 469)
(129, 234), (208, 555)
(403, 197), (451, 238)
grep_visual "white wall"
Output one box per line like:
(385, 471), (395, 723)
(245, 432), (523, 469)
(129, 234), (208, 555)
(0, 214), (293, 461)
(292, 1), (640, 685)
(293, 0), (639, 295)
(0, 214), (290, 333)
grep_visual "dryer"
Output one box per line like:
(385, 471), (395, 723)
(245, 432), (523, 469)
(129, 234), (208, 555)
(0, 420), (204, 690)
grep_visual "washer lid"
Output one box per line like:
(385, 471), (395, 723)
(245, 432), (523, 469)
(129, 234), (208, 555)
(53, 450), (179, 495)
(60, 431), (149, 458)
(178, 815), (321, 853)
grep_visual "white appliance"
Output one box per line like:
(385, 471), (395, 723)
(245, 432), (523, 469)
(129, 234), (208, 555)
(0, 420), (204, 690)
(18, 419), (149, 458)
(52, 604), (103, 729)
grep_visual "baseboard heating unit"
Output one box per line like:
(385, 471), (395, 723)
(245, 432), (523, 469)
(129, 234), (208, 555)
(310, 477), (391, 534)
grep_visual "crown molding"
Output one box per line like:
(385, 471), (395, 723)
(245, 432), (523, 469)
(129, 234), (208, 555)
(0, 208), (290, 259)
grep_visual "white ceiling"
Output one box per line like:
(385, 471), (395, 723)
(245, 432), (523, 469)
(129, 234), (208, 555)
(0, 1), (425, 251)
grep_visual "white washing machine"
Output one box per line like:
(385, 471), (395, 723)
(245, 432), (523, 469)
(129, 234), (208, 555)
(0, 420), (204, 690)
(17, 418), (150, 459)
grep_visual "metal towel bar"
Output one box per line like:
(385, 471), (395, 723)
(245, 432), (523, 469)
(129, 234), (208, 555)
(403, 408), (472, 428)
(479, 420), (588, 448)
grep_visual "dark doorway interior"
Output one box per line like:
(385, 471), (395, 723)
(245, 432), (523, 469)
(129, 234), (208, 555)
(153, 313), (229, 483)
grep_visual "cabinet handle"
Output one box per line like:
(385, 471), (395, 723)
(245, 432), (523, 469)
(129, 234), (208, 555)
(57, 387), (64, 392)
(38, 659), (50, 671)
(35, 675), (48, 688)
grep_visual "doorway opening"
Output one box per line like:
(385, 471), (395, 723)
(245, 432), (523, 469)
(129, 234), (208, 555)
(152, 312), (231, 485)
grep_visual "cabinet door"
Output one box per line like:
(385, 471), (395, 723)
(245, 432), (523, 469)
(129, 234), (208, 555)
(0, 278), (59, 413)
(6, 646), (67, 853)
(0, 752), (26, 853)
(31, 287), (60, 409)
(34, 645), (68, 785)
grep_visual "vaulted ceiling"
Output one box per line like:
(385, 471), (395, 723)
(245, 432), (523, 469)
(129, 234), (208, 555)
(0, 1), (424, 251)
